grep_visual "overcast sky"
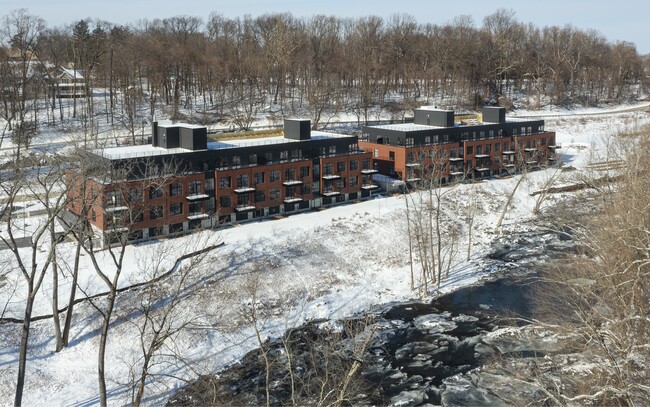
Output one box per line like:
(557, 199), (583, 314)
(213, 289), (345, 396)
(2, 0), (648, 54)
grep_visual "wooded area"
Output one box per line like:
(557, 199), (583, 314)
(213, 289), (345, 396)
(2, 8), (649, 145)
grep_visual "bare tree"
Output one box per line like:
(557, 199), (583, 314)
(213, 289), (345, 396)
(0, 160), (67, 407)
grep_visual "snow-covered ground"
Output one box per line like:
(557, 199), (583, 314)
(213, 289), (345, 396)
(0, 104), (649, 405)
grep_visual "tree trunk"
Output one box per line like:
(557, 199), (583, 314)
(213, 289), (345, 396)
(14, 292), (35, 407)
(98, 290), (116, 407)
(62, 238), (82, 347)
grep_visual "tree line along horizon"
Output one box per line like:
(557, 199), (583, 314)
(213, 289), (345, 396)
(1, 8), (648, 149)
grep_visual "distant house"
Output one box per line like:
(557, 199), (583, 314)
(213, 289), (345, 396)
(55, 67), (86, 98)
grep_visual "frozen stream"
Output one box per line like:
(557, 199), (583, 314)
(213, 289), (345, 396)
(169, 229), (576, 406)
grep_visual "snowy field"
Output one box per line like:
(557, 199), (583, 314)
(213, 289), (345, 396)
(0, 104), (649, 405)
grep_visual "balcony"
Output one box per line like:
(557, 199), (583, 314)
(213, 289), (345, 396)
(405, 162), (421, 167)
(474, 154), (490, 159)
(475, 167), (490, 172)
(284, 197), (302, 203)
(233, 187), (255, 193)
(361, 169), (378, 174)
(322, 174), (341, 180)
(322, 191), (340, 197)
(548, 145), (561, 149)
(406, 177), (421, 182)
(524, 148), (538, 152)
(502, 151), (516, 155)
(361, 184), (379, 190)
(104, 205), (128, 213)
(187, 213), (209, 220)
(450, 171), (464, 176)
(235, 205), (255, 212)
(282, 180), (303, 186)
(448, 157), (464, 162)
(186, 193), (210, 201)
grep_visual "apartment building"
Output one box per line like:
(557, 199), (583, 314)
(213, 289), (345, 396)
(66, 119), (376, 246)
(358, 106), (558, 185)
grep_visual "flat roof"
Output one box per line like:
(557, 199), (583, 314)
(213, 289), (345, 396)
(156, 120), (204, 129)
(368, 123), (445, 131)
(93, 130), (353, 160)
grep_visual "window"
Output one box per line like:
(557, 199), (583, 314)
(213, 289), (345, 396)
(150, 205), (163, 220)
(291, 149), (302, 159)
(301, 184), (311, 195)
(406, 138), (414, 147)
(466, 146), (473, 155)
(91, 209), (96, 222)
(170, 182), (182, 196)
(255, 190), (265, 202)
(106, 191), (121, 206)
(189, 180), (201, 195)
(264, 152), (273, 163)
(236, 174), (249, 188)
(479, 131), (485, 139)
(219, 196), (231, 208)
(349, 176), (358, 186)
(337, 161), (346, 173)
(336, 179), (345, 189)
(389, 151), (395, 161)
(450, 148), (457, 158)
(362, 158), (371, 170)
(189, 201), (202, 215)
(149, 187), (163, 200)
(489, 130), (494, 137)
(495, 142), (501, 151)
(248, 153), (257, 165)
(349, 143), (357, 152)
(132, 212), (144, 223)
(232, 155), (241, 166)
(219, 176), (231, 189)
(476, 145), (482, 155)
(407, 152), (414, 163)
(313, 165), (320, 176)
(300, 166), (310, 178)
(328, 146), (336, 155)
(443, 134), (449, 142)
(206, 198), (216, 213)
(374, 149), (379, 158)
(312, 182), (320, 193)
(270, 188), (280, 200)
(170, 202), (183, 216)
(205, 178), (215, 191)
(425, 136), (431, 144)
(280, 150), (288, 161)
(270, 170), (280, 182)
(285, 168), (296, 180)
(323, 163), (333, 175)
(129, 188), (142, 202)
(485, 144), (491, 154)
(254, 172), (264, 185)
(541, 137), (546, 146)
(434, 135), (440, 143)
(350, 160), (358, 171)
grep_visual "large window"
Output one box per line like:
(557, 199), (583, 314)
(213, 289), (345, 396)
(189, 180), (201, 195)
(219, 196), (231, 208)
(149, 187), (163, 200)
(270, 170), (280, 182)
(285, 168), (296, 181)
(255, 190), (265, 202)
(129, 188), (142, 202)
(328, 146), (336, 155)
(170, 202), (183, 216)
(350, 160), (358, 171)
(280, 150), (288, 161)
(236, 174), (249, 188)
(204, 178), (215, 191)
(149, 205), (164, 220)
(170, 182), (182, 197)
(337, 161), (346, 173)
(323, 163), (333, 175)
(219, 176), (231, 189)
(349, 176), (358, 186)
(270, 188), (281, 200)
(300, 166), (310, 178)
(254, 171), (264, 185)
(362, 158), (371, 170)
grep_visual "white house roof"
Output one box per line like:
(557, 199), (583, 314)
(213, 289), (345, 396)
(59, 67), (84, 80)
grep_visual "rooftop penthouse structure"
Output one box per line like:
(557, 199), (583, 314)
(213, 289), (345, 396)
(359, 106), (559, 184)
(66, 119), (376, 246)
